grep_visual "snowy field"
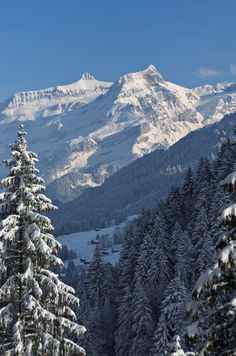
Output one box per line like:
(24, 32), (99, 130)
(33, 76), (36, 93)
(57, 216), (137, 266)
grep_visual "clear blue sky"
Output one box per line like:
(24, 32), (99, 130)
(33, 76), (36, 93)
(0, 0), (236, 100)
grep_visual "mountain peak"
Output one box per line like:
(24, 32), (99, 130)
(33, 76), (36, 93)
(80, 72), (95, 81)
(144, 64), (158, 73)
(115, 64), (163, 87)
(142, 64), (164, 81)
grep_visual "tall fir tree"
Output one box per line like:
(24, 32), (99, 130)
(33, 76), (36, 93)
(175, 230), (194, 291)
(115, 286), (133, 356)
(134, 232), (155, 288)
(192, 200), (215, 280)
(151, 276), (188, 356)
(130, 281), (154, 356)
(86, 244), (104, 306)
(186, 138), (236, 354)
(0, 125), (85, 355)
(148, 212), (173, 309)
(181, 167), (194, 225)
(165, 186), (185, 229)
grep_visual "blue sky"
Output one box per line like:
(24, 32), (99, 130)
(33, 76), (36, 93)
(0, 0), (236, 100)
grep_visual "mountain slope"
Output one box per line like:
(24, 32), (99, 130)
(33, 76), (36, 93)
(0, 66), (236, 202)
(1, 73), (111, 122)
(44, 65), (208, 200)
(192, 82), (236, 124)
(52, 113), (236, 234)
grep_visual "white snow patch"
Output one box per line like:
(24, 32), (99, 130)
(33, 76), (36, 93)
(221, 171), (236, 186)
(57, 216), (137, 266)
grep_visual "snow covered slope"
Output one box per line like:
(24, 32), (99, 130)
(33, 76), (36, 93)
(0, 65), (236, 201)
(53, 113), (236, 234)
(190, 82), (236, 124)
(1, 73), (111, 122)
(57, 216), (136, 266)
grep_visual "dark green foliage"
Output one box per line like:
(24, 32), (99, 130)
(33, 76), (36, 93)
(63, 130), (236, 355)
(185, 135), (236, 355)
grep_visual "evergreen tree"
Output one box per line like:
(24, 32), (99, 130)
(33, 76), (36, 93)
(193, 157), (213, 199)
(181, 167), (194, 225)
(208, 182), (230, 243)
(175, 230), (194, 291)
(0, 125), (85, 355)
(65, 260), (80, 289)
(149, 212), (173, 309)
(130, 281), (154, 356)
(186, 139), (236, 354)
(208, 140), (235, 243)
(151, 276), (188, 355)
(118, 226), (136, 290)
(80, 296), (103, 356)
(165, 186), (185, 229)
(79, 249), (118, 356)
(192, 200), (215, 279)
(86, 244), (104, 306)
(115, 286), (133, 356)
(135, 232), (155, 288)
(101, 297), (114, 355)
(115, 220), (148, 354)
(101, 264), (118, 356)
(170, 222), (182, 266)
(213, 139), (234, 181)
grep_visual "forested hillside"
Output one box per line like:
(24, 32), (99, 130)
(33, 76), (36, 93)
(53, 113), (235, 234)
(61, 130), (236, 355)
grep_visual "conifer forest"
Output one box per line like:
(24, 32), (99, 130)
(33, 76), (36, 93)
(1, 1), (236, 355)
(1, 122), (235, 355)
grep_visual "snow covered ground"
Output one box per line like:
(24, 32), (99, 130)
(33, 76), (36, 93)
(57, 216), (137, 266)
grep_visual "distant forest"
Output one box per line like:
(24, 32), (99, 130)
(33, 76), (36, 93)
(53, 113), (235, 235)
(62, 132), (236, 355)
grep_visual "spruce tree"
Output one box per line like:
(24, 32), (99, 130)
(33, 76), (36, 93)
(135, 233), (155, 288)
(208, 140), (234, 243)
(118, 226), (136, 290)
(165, 186), (185, 229)
(130, 281), (154, 356)
(151, 276), (188, 355)
(186, 138), (236, 354)
(65, 260), (80, 289)
(149, 213), (173, 309)
(192, 201), (215, 279)
(81, 297), (103, 356)
(115, 286), (133, 356)
(175, 229), (194, 291)
(0, 125), (85, 355)
(101, 264), (118, 355)
(213, 139), (234, 181)
(86, 244), (104, 306)
(182, 167), (194, 225)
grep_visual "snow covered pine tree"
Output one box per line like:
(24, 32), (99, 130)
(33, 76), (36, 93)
(186, 136), (236, 354)
(0, 125), (86, 355)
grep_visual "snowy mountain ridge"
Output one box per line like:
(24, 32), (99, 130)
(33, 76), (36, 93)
(1, 73), (112, 122)
(0, 65), (236, 201)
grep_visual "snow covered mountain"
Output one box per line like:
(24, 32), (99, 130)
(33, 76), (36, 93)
(53, 113), (236, 234)
(1, 73), (111, 122)
(0, 65), (235, 201)
(192, 82), (236, 124)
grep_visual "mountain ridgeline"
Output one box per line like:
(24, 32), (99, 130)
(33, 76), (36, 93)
(53, 113), (236, 234)
(1, 65), (236, 203)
